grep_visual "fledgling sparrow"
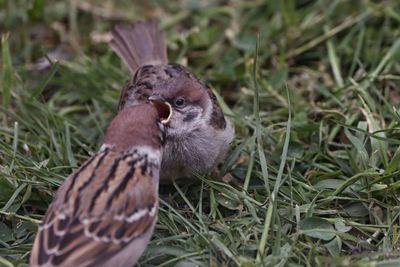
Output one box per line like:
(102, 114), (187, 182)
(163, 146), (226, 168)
(110, 21), (235, 180)
(30, 103), (172, 267)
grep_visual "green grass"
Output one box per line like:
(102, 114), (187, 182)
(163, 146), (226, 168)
(2, 0), (400, 266)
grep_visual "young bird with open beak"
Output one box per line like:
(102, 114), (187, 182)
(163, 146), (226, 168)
(110, 21), (235, 180)
(30, 103), (172, 267)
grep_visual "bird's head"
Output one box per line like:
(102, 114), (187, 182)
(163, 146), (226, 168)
(103, 103), (172, 151)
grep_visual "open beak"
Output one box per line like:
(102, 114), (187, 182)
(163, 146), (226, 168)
(149, 95), (172, 124)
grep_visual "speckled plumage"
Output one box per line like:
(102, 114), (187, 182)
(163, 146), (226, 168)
(30, 105), (165, 267)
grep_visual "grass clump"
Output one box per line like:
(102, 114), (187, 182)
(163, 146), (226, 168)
(2, 0), (400, 266)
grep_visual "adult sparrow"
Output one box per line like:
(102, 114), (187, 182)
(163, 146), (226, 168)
(30, 103), (172, 267)
(110, 21), (235, 180)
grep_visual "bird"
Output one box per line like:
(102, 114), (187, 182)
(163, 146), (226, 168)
(110, 21), (235, 180)
(30, 102), (172, 267)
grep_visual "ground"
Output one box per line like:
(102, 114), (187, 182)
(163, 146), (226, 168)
(1, 0), (400, 266)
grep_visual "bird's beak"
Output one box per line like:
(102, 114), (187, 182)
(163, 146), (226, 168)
(149, 95), (172, 124)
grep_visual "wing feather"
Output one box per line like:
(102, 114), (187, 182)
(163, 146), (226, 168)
(30, 149), (159, 267)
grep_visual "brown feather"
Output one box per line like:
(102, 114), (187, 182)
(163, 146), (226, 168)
(103, 104), (164, 150)
(30, 105), (163, 266)
(110, 21), (167, 75)
(30, 149), (160, 267)
(110, 21), (234, 180)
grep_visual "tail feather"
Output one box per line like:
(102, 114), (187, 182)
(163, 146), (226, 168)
(110, 21), (168, 74)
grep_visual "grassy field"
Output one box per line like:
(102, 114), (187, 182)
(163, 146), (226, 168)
(2, 0), (400, 266)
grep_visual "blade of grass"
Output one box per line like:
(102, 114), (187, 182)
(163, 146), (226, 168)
(256, 63), (292, 264)
(31, 61), (60, 98)
(287, 12), (368, 58)
(8, 122), (19, 184)
(1, 183), (26, 212)
(326, 30), (344, 87)
(64, 121), (77, 167)
(331, 170), (378, 196)
(349, 25), (365, 77)
(0, 257), (14, 267)
(1, 34), (13, 110)
(252, 34), (270, 195)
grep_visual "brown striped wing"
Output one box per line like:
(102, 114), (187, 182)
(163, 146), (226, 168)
(30, 148), (159, 266)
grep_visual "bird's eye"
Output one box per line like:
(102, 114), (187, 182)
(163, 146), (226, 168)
(174, 98), (186, 108)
